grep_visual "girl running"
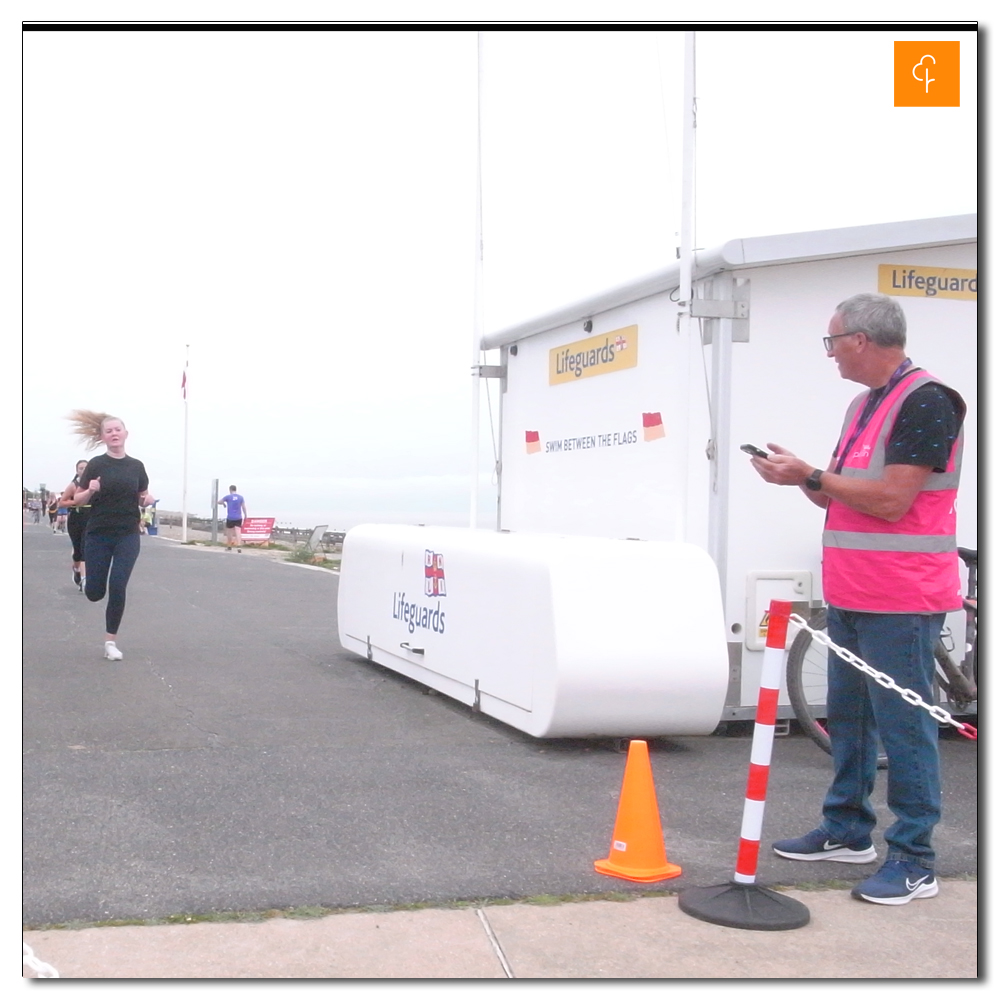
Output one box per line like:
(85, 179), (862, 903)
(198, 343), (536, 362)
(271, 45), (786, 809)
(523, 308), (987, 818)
(68, 410), (156, 661)
(59, 459), (92, 591)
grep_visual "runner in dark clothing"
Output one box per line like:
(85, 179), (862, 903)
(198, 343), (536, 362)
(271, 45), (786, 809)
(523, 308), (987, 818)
(68, 410), (156, 661)
(59, 459), (92, 591)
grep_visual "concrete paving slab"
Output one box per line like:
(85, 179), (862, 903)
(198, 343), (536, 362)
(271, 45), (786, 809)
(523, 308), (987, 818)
(23, 882), (977, 979)
(483, 881), (978, 979)
(23, 907), (506, 979)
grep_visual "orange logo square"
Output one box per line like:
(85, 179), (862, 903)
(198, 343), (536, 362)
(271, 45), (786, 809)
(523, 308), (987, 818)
(894, 41), (960, 107)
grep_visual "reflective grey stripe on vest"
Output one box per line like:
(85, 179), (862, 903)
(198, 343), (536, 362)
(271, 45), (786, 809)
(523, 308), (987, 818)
(838, 465), (961, 488)
(823, 530), (957, 553)
(835, 373), (963, 488)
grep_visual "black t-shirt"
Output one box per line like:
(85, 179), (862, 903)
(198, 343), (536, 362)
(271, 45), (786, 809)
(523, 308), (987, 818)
(80, 454), (149, 535)
(885, 383), (965, 472)
(837, 379), (965, 473)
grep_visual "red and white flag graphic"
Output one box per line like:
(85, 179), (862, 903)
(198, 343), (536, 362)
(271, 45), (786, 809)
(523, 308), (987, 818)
(525, 430), (541, 454)
(642, 412), (665, 441)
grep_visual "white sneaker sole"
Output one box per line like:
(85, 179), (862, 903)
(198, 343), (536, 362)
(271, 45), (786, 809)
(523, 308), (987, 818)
(856, 880), (939, 905)
(773, 845), (878, 864)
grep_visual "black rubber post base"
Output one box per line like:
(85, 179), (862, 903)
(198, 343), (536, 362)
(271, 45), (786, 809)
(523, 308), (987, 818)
(678, 881), (810, 931)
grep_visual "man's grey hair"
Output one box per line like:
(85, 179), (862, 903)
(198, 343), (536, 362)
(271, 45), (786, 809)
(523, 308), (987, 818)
(835, 293), (907, 348)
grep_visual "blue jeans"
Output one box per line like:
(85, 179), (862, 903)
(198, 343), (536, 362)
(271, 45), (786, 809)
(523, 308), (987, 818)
(83, 530), (141, 635)
(820, 606), (944, 868)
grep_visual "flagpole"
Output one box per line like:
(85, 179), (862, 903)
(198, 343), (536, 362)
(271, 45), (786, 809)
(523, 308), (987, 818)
(182, 345), (189, 543)
(470, 30), (484, 530)
(677, 31), (696, 544)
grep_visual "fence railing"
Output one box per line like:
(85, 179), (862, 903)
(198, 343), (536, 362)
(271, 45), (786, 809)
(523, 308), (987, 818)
(154, 513), (345, 549)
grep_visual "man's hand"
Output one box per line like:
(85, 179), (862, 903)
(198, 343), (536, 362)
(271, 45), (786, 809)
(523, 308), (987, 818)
(749, 443), (813, 487)
(88, 478), (101, 492)
(750, 442), (932, 521)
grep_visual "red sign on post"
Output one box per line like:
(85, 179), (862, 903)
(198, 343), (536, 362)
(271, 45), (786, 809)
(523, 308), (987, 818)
(240, 517), (275, 544)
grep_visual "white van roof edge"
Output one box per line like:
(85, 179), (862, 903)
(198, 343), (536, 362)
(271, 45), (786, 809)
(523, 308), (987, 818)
(481, 213), (977, 351)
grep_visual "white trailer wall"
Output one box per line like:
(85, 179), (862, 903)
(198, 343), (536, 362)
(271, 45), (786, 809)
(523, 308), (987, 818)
(492, 220), (977, 716)
(497, 293), (704, 545)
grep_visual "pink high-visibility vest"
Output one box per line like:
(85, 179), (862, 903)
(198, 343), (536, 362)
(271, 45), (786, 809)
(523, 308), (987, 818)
(823, 369), (964, 614)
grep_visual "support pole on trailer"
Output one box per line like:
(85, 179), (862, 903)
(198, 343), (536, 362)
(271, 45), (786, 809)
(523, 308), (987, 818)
(677, 599), (810, 930)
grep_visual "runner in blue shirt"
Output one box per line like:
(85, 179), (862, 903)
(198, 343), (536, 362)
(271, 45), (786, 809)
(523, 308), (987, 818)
(218, 486), (247, 552)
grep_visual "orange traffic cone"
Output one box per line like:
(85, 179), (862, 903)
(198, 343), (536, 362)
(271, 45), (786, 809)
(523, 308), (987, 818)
(594, 739), (682, 882)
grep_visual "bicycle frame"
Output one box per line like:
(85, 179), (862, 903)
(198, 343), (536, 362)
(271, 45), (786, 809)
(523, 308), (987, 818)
(935, 547), (978, 706)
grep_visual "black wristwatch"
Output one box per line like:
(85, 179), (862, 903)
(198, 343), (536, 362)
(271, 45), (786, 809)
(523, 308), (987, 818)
(804, 469), (825, 491)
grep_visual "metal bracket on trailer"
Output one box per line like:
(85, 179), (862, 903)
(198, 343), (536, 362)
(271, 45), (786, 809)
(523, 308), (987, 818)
(690, 299), (749, 319)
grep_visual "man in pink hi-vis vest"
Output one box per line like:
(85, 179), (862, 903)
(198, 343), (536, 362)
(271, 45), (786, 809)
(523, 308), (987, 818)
(749, 292), (966, 907)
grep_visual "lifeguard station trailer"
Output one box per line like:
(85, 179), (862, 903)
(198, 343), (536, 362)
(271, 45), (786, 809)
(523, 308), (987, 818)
(480, 213), (978, 722)
(338, 213), (976, 736)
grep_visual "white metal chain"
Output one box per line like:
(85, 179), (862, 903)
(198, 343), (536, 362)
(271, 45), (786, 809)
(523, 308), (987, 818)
(788, 614), (977, 740)
(23, 942), (60, 978)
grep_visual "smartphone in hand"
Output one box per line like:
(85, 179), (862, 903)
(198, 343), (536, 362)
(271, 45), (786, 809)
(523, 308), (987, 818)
(740, 444), (769, 459)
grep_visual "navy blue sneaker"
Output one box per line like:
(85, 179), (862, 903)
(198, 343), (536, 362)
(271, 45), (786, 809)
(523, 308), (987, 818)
(772, 828), (878, 863)
(851, 860), (938, 905)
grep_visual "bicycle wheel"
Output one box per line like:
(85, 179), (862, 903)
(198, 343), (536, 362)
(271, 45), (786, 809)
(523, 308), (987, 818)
(786, 608), (888, 768)
(933, 639), (976, 714)
(786, 608), (832, 754)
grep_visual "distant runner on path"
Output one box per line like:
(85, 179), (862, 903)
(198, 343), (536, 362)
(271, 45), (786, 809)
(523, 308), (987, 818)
(59, 459), (92, 591)
(218, 486), (247, 552)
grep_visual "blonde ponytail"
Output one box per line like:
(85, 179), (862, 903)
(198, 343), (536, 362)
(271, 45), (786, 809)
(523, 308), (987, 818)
(67, 410), (122, 450)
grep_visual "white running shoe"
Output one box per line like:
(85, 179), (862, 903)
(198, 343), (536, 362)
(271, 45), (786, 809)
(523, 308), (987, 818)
(104, 641), (123, 661)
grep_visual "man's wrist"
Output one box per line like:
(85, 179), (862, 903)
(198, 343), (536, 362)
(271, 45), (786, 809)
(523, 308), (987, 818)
(803, 469), (825, 491)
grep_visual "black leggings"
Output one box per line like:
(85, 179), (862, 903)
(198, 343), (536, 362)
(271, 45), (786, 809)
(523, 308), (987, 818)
(68, 516), (88, 564)
(84, 531), (141, 635)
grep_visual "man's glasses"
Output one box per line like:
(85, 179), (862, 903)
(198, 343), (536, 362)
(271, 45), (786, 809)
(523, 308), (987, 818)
(822, 331), (865, 352)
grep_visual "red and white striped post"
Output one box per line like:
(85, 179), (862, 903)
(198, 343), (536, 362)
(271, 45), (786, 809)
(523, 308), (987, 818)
(733, 599), (790, 885)
(678, 598), (810, 929)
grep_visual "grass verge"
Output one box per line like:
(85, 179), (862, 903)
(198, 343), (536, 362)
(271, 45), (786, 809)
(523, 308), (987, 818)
(23, 878), (974, 932)
(284, 547), (340, 569)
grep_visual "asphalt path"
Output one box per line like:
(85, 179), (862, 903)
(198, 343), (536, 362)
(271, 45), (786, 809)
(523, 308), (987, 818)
(22, 524), (978, 926)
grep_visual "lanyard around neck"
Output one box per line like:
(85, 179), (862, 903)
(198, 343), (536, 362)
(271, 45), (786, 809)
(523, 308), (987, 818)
(834, 359), (916, 474)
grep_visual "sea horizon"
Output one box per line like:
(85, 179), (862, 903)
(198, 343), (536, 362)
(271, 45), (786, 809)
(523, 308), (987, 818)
(154, 508), (500, 533)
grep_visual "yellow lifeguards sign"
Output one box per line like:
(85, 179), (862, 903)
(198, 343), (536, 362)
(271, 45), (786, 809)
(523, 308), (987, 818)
(549, 325), (639, 386)
(878, 265), (977, 301)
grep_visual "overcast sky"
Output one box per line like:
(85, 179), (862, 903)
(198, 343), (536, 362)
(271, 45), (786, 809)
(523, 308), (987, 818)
(20, 23), (977, 530)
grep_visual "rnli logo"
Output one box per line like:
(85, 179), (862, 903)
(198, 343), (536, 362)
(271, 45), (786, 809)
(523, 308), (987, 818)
(851, 444), (872, 461)
(424, 550), (446, 597)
